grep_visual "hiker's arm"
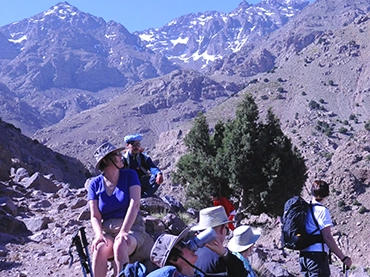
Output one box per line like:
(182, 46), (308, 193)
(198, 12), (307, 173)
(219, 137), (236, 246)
(145, 156), (162, 180)
(207, 239), (248, 277)
(321, 226), (352, 267)
(118, 185), (141, 235)
(89, 200), (108, 250)
(221, 249), (248, 277)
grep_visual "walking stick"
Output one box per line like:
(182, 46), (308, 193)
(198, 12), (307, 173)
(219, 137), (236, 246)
(69, 227), (93, 276)
(79, 227), (94, 277)
(342, 262), (348, 277)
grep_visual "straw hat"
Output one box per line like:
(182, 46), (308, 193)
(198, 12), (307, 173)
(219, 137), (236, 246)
(227, 225), (261, 253)
(190, 206), (234, 231)
(93, 142), (124, 170)
(150, 228), (189, 268)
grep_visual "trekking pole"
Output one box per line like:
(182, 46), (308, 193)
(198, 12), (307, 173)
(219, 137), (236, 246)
(342, 262), (348, 277)
(79, 227), (94, 277)
(69, 229), (89, 277)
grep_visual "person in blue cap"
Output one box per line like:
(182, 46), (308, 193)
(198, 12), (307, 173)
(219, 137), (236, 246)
(123, 134), (163, 198)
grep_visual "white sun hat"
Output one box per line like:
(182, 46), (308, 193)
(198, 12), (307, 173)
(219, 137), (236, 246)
(190, 206), (235, 231)
(227, 225), (261, 253)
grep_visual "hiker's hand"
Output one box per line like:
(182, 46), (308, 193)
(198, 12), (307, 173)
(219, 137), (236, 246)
(115, 232), (131, 247)
(343, 256), (352, 268)
(91, 234), (107, 252)
(205, 237), (225, 256)
(156, 173), (163, 184)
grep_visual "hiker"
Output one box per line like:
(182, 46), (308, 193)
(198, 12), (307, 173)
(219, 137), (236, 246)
(87, 142), (146, 277)
(227, 225), (261, 277)
(123, 134), (163, 198)
(211, 191), (236, 230)
(299, 180), (352, 277)
(191, 206), (248, 277)
(148, 227), (222, 277)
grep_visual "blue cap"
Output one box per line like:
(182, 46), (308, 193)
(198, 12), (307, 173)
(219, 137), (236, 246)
(124, 134), (143, 143)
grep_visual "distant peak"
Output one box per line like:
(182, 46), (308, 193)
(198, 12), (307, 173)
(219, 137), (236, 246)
(45, 2), (78, 13)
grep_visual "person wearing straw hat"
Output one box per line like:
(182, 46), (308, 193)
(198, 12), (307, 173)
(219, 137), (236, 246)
(148, 227), (222, 277)
(191, 206), (248, 277)
(87, 142), (146, 277)
(227, 225), (261, 277)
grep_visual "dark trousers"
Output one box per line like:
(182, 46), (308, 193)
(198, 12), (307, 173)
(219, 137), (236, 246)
(140, 175), (159, 198)
(299, 252), (330, 277)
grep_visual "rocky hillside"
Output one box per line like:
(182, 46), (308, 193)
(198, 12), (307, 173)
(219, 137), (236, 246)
(0, 118), (89, 186)
(136, 0), (309, 71)
(0, 1), (307, 137)
(1, 0), (370, 275)
(0, 1), (178, 136)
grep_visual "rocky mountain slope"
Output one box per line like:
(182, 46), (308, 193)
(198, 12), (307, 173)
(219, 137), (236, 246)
(0, 1), (306, 137)
(0, 1), (178, 136)
(0, 118), (89, 186)
(136, 0), (309, 71)
(1, 0), (370, 275)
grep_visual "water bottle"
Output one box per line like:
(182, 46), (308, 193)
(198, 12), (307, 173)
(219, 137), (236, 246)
(187, 227), (217, 252)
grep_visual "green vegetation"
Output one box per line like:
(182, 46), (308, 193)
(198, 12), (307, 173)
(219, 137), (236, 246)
(365, 120), (370, 131)
(315, 121), (333, 136)
(173, 94), (307, 216)
(338, 127), (348, 134)
(359, 205), (367, 214)
(338, 200), (346, 211)
(319, 152), (333, 160)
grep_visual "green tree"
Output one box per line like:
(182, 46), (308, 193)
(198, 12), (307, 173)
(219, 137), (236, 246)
(173, 94), (307, 216)
(172, 113), (226, 209)
(256, 110), (307, 215)
(221, 94), (261, 211)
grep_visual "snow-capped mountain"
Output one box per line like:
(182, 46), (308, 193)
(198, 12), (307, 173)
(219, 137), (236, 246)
(135, 0), (310, 70)
(0, 1), (178, 92)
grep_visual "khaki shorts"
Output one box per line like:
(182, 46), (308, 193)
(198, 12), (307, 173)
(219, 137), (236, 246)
(102, 213), (146, 248)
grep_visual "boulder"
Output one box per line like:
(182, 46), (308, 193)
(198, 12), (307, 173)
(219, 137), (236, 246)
(24, 172), (59, 193)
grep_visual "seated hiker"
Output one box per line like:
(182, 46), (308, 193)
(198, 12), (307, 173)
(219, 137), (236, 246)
(123, 134), (163, 198)
(87, 142), (146, 277)
(147, 227), (226, 277)
(299, 180), (352, 277)
(227, 225), (261, 277)
(191, 206), (248, 277)
(211, 191), (236, 230)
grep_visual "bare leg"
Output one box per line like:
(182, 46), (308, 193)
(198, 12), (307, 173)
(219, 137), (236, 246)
(92, 236), (114, 277)
(113, 235), (138, 276)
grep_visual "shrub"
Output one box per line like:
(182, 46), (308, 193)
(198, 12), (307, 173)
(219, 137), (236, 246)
(309, 100), (320, 109)
(365, 121), (370, 131)
(359, 206), (367, 214)
(338, 127), (348, 134)
(301, 91), (307, 96)
(338, 200), (346, 211)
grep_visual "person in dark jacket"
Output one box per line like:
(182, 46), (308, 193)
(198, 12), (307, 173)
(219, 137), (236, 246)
(191, 206), (248, 277)
(123, 134), (163, 198)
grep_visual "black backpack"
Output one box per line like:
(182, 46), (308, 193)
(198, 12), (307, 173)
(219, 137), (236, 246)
(281, 196), (324, 250)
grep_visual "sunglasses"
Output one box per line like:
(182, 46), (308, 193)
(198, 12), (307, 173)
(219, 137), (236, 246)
(129, 142), (141, 147)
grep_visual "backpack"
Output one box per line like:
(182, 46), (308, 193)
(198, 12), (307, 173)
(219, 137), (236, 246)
(118, 261), (146, 277)
(281, 196), (324, 250)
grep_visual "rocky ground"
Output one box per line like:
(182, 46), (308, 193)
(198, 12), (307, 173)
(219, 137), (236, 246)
(1, 163), (370, 277)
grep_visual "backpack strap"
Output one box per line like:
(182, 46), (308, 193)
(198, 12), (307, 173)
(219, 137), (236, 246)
(309, 202), (325, 253)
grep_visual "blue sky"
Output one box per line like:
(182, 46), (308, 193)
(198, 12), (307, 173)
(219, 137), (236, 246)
(0, 0), (266, 32)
